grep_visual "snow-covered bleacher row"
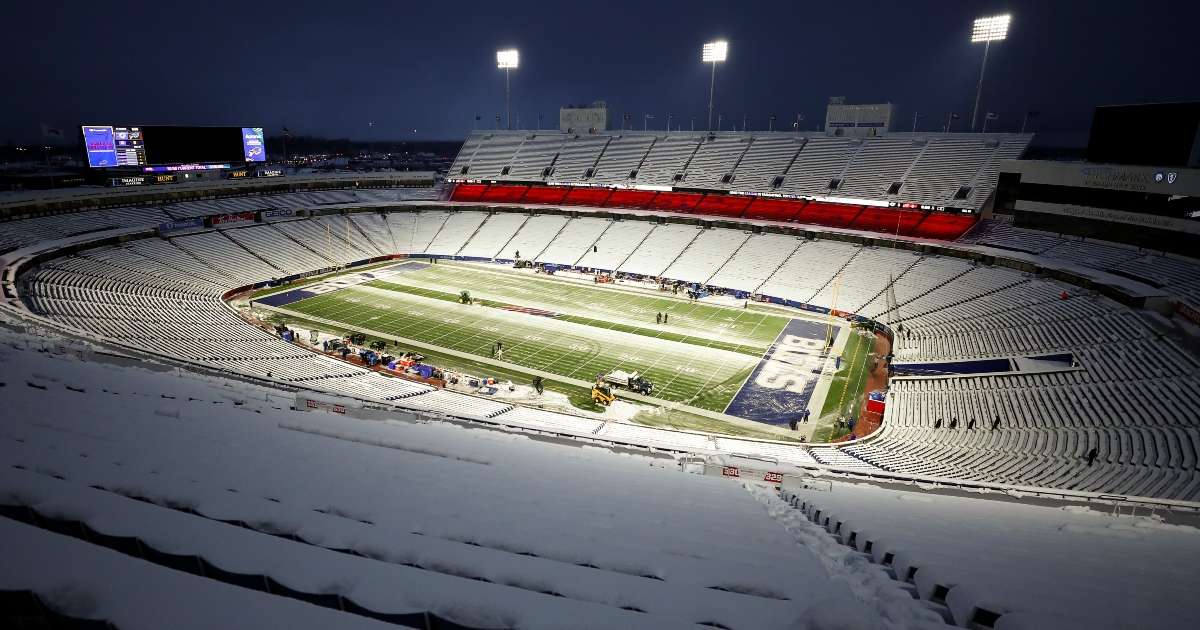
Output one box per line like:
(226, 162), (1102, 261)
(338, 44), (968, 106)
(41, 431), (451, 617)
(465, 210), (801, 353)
(0, 186), (438, 256)
(960, 215), (1200, 306)
(773, 481), (1200, 629)
(1, 346), (871, 629)
(5, 202), (1200, 502)
(450, 130), (1033, 211)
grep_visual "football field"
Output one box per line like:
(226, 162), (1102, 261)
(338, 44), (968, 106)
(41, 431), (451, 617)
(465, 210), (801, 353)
(275, 262), (796, 412)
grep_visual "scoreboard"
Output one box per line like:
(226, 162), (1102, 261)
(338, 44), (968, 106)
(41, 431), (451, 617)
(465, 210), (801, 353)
(82, 125), (266, 170)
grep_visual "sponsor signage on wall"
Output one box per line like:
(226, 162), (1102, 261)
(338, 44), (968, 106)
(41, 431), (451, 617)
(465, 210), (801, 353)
(262, 208), (295, 220)
(1177, 300), (1200, 327)
(158, 218), (205, 234)
(212, 212), (255, 227)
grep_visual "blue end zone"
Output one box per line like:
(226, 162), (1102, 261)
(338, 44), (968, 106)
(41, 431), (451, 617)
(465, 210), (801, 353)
(255, 290), (319, 308)
(724, 319), (836, 426)
(251, 261), (430, 308)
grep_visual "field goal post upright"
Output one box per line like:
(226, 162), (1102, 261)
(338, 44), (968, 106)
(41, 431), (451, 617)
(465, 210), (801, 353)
(824, 276), (842, 356)
(326, 223), (335, 271)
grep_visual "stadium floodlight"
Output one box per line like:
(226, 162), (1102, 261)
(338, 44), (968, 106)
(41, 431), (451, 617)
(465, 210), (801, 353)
(702, 40), (728, 131)
(969, 15), (1010, 133)
(497, 49), (519, 130)
(971, 15), (1010, 43)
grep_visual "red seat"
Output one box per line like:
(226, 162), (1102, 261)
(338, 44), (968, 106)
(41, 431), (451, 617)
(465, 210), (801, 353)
(911, 213), (978, 240)
(742, 198), (806, 222)
(479, 185), (529, 203)
(603, 190), (658, 209)
(519, 186), (571, 205)
(449, 184), (488, 202)
(796, 202), (864, 228)
(648, 192), (704, 212)
(850, 208), (925, 236)
(560, 187), (614, 207)
(694, 195), (754, 218)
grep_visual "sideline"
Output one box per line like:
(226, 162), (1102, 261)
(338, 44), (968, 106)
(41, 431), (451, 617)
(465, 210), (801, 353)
(255, 302), (800, 438)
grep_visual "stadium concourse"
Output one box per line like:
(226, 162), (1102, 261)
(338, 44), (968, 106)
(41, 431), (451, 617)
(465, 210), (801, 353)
(1, 159), (1199, 628)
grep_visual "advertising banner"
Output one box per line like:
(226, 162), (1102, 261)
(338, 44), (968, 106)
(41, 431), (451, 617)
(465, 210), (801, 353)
(1177, 300), (1200, 327)
(158, 218), (205, 234)
(212, 212), (255, 227)
(262, 208), (296, 221)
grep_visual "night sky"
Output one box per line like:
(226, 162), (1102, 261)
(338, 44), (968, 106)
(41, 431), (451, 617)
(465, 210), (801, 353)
(3, 1), (1197, 148)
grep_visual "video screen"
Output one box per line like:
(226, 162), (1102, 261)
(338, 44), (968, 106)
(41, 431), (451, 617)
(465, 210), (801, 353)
(81, 125), (266, 169)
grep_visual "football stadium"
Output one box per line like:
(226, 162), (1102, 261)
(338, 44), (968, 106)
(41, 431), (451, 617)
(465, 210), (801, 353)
(4, 6), (1200, 630)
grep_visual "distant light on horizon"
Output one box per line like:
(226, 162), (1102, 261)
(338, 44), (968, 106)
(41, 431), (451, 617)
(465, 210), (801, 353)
(972, 15), (1010, 43)
(702, 41), (727, 63)
(496, 49), (519, 69)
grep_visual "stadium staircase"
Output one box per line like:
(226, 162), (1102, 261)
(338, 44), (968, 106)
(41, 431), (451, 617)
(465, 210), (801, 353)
(701, 232), (754, 285)
(611, 223), (660, 272)
(852, 254), (925, 313)
(453, 214), (496, 257)
(217, 231), (287, 273)
(569, 221), (616, 267)
(803, 248), (863, 303)
(655, 229), (706, 279)
(899, 274), (1031, 322)
(749, 239), (807, 295)
(486, 214), (534, 261)
(266, 223), (334, 264)
(345, 214), (391, 256)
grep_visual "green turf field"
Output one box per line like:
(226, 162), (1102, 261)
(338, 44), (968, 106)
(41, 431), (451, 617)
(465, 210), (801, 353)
(373, 263), (789, 354)
(277, 267), (777, 412)
(813, 329), (876, 442)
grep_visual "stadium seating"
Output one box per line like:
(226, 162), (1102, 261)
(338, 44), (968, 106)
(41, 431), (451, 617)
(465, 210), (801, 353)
(693, 194), (753, 218)
(479, 184), (528, 203)
(457, 212), (531, 259)
(681, 135), (750, 189)
(849, 207), (925, 236)
(6, 188), (1200, 504)
(589, 135), (656, 186)
(794, 201), (864, 228)
(646, 192), (704, 213)
(659, 228), (749, 284)
(602, 189), (658, 209)
(519, 185), (570, 205)
(909, 212), (977, 240)
(574, 220), (656, 271)
(560, 187), (613, 206)
(449, 183), (488, 202)
(616, 223), (702, 277)
(500, 214), (572, 261)
(741, 198), (805, 222)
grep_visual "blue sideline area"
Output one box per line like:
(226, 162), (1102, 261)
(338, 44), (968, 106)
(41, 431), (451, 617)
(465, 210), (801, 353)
(892, 353), (1075, 377)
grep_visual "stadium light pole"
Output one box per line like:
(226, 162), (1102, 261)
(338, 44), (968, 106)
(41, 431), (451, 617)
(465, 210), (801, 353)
(912, 111), (924, 132)
(497, 49), (519, 131)
(702, 41), (727, 132)
(970, 15), (1010, 133)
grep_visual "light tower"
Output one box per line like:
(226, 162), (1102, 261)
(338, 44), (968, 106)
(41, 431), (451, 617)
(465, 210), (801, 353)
(496, 49), (519, 131)
(970, 15), (1010, 133)
(702, 40), (727, 132)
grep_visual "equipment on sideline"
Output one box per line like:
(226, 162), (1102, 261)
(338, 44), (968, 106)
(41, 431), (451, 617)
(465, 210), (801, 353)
(591, 381), (615, 406)
(459, 290), (471, 304)
(603, 369), (654, 395)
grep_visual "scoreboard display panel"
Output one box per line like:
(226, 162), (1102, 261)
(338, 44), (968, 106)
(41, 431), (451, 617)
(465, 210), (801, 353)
(82, 125), (266, 170)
